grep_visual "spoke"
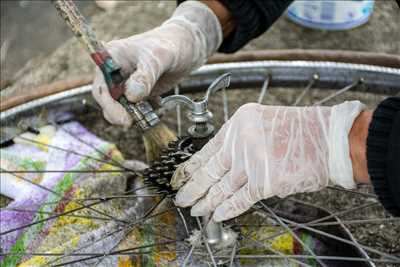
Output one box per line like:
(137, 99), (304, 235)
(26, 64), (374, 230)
(177, 207), (190, 237)
(257, 75), (270, 104)
(327, 185), (376, 198)
(92, 195), (168, 266)
(313, 79), (361, 106)
(275, 212), (400, 262)
(228, 241), (237, 267)
(56, 125), (128, 170)
(51, 240), (179, 267)
(236, 217), (400, 228)
(14, 136), (140, 175)
(5, 200), (74, 209)
(1, 199), (107, 235)
(45, 200), (172, 266)
(1, 168), (65, 200)
(0, 169), (129, 174)
(292, 199), (379, 225)
(175, 85), (182, 136)
(259, 202), (328, 267)
(136, 226), (179, 242)
(4, 185), (158, 210)
(67, 193), (162, 201)
(182, 244), (196, 267)
(213, 254), (400, 264)
(1, 168), (129, 225)
(222, 87), (229, 122)
(254, 201), (378, 244)
(239, 231), (312, 267)
(1, 207), (111, 221)
(241, 208), (389, 266)
(308, 217), (400, 227)
(0, 251), (149, 257)
(196, 217), (217, 267)
(293, 74), (318, 106)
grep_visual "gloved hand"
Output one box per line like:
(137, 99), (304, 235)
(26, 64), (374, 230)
(92, 1), (222, 127)
(174, 101), (365, 222)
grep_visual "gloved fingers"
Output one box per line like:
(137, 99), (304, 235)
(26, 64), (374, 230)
(104, 40), (138, 75)
(92, 68), (133, 127)
(124, 43), (175, 103)
(213, 183), (257, 222)
(175, 165), (219, 208)
(175, 121), (229, 180)
(103, 107), (132, 128)
(175, 142), (231, 207)
(170, 138), (225, 191)
(124, 65), (153, 103)
(105, 41), (153, 103)
(190, 171), (247, 216)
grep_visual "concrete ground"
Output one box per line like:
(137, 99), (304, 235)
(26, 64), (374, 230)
(0, 0), (100, 79)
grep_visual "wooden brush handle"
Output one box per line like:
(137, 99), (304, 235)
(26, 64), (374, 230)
(52, 0), (125, 99)
(53, 0), (104, 54)
(52, 0), (160, 130)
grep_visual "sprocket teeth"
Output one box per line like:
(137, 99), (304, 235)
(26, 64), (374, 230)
(142, 136), (197, 194)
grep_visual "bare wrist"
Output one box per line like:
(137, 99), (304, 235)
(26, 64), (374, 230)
(349, 110), (373, 184)
(200, 0), (236, 37)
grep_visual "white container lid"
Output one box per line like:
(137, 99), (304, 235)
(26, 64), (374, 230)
(287, 0), (375, 30)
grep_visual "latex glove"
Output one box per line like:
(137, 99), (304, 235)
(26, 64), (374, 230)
(92, 1), (222, 126)
(174, 101), (365, 222)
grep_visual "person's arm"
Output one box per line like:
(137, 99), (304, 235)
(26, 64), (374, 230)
(178, 0), (294, 53)
(349, 97), (400, 217)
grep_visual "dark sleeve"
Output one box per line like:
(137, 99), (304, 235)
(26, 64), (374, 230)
(177, 0), (293, 53)
(367, 97), (400, 216)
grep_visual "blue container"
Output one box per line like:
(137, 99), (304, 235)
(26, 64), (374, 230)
(287, 0), (375, 30)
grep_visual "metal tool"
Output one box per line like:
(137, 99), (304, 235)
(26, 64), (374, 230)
(52, 0), (160, 131)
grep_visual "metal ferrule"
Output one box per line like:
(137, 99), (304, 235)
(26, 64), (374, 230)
(134, 101), (161, 130)
(122, 100), (160, 131)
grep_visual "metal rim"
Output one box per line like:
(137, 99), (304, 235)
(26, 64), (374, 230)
(2, 60), (399, 122)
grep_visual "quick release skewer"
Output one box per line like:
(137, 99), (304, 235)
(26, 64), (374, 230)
(161, 73), (237, 251)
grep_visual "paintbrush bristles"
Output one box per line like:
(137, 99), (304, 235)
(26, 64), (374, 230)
(143, 122), (177, 163)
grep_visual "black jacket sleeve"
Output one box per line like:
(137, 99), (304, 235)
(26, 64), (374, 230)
(367, 97), (400, 216)
(177, 0), (293, 53)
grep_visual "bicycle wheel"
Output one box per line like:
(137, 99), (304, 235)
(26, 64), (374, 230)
(1, 51), (400, 267)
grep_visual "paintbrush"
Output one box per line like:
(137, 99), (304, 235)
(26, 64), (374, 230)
(52, 0), (176, 162)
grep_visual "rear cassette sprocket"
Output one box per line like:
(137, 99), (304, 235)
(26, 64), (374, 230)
(142, 137), (197, 194)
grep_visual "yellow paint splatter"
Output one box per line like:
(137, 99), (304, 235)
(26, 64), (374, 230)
(154, 251), (176, 263)
(97, 146), (124, 171)
(271, 233), (294, 254)
(15, 125), (56, 152)
(118, 256), (133, 267)
(18, 236), (80, 267)
(242, 226), (294, 254)
(48, 189), (97, 236)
